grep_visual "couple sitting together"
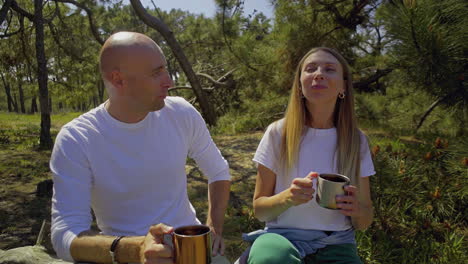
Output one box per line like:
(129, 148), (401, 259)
(50, 32), (375, 264)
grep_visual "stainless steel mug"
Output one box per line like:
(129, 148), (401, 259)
(316, 173), (350, 209)
(173, 225), (212, 264)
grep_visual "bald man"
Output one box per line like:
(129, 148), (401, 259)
(50, 32), (231, 264)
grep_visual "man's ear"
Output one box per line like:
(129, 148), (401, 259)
(109, 70), (125, 95)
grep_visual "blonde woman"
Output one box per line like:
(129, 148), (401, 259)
(244, 47), (375, 264)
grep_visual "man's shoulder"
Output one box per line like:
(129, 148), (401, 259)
(165, 96), (191, 107)
(59, 105), (104, 137)
(163, 96), (197, 114)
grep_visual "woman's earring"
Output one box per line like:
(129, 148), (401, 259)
(338, 92), (345, 99)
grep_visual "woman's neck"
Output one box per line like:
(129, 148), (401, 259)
(305, 100), (337, 129)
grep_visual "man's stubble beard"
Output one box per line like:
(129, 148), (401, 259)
(150, 101), (165, 112)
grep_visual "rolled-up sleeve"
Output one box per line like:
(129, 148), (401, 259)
(252, 122), (281, 174)
(186, 107), (230, 184)
(50, 126), (93, 262)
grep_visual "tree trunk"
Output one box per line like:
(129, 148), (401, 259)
(1, 73), (13, 112)
(18, 81), (26, 113)
(97, 79), (104, 103)
(0, 0), (13, 25)
(31, 96), (38, 113)
(34, 0), (52, 149)
(13, 93), (19, 112)
(416, 87), (463, 131)
(7, 87), (12, 112)
(130, 0), (217, 126)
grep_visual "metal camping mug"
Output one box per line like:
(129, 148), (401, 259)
(169, 225), (212, 264)
(316, 173), (351, 209)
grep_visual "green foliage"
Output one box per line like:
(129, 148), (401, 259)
(1, 0), (467, 261)
(381, 0), (467, 104)
(355, 72), (467, 136)
(212, 94), (288, 135)
(360, 130), (467, 263)
(1, 108), (467, 263)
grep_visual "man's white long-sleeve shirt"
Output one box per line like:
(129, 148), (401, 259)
(50, 96), (230, 261)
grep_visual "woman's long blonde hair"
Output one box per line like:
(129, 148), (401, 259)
(280, 47), (362, 185)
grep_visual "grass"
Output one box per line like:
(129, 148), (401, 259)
(0, 112), (81, 130)
(0, 111), (466, 263)
(359, 131), (467, 263)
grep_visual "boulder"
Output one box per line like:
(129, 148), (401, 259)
(0, 246), (69, 264)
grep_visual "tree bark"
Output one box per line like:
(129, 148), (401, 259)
(6, 85), (13, 112)
(130, 0), (217, 126)
(0, 0), (13, 25)
(97, 79), (105, 103)
(353, 68), (393, 93)
(55, 0), (104, 45)
(416, 87), (464, 131)
(13, 93), (18, 112)
(92, 95), (98, 108)
(1, 73), (13, 112)
(31, 96), (38, 113)
(18, 81), (26, 113)
(34, 0), (52, 149)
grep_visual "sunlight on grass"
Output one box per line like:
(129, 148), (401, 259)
(0, 112), (81, 130)
(0, 111), (466, 263)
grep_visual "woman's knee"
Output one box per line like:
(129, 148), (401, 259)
(247, 233), (302, 264)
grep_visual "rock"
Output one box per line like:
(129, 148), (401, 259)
(0, 246), (70, 264)
(36, 179), (53, 198)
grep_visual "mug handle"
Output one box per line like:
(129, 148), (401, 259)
(163, 232), (174, 249)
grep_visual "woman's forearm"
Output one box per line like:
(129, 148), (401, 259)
(253, 189), (293, 222)
(351, 204), (374, 230)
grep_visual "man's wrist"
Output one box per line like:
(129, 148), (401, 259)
(110, 236), (125, 264)
(119, 236), (145, 263)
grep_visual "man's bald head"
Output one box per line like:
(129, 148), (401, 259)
(99, 32), (164, 83)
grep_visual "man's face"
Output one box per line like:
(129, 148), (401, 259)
(123, 47), (173, 112)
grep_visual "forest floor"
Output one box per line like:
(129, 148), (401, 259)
(1, 112), (466, 263)
(0, 113), (262, 261)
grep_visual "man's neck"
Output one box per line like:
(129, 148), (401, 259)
(105, 100), (148, 124)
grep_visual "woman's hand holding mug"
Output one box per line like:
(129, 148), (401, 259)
(336, 185), (361, 217)
(286, 171), (318, 206)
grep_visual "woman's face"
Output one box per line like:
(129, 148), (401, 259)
(300, 50), (345, 105)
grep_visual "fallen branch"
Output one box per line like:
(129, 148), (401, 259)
(35, 219), (47, 246)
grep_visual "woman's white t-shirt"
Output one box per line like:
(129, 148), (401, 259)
(253, 120), (375, 231)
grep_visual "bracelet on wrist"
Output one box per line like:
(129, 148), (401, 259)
(110, 236), (125, 264)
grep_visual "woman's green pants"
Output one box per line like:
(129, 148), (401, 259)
(247, 233), (362, 264)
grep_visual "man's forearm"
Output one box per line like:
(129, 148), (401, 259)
(206, 180), (230, 234)
(70, 230), (144, 264)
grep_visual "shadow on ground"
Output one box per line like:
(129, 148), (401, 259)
(0, 132), (265, 262)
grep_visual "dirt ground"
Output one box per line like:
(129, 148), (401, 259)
(0, 132), (263, 260)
